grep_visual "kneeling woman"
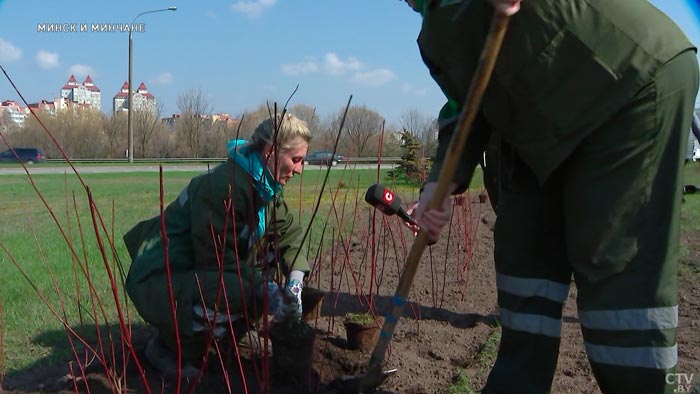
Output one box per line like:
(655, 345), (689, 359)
(124, 113), (311, 376)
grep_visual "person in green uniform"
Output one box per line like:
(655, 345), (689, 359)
(406, 0), (699, 393)
(123, 113), (311, 377)
(416, 2), (502, 212)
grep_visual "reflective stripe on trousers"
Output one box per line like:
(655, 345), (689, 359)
(497, 273), (570, 338)
(580, 306), (678, 369)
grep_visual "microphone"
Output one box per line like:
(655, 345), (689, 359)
(364, 184), (417, 226)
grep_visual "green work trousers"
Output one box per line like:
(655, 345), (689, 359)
(483, 50), (698, 393)
(129, 268), (262, 363)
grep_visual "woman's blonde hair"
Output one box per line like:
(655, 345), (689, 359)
(249, 113), (311, 152)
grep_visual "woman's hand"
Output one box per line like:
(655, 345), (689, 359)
(489, 0), (522, 15)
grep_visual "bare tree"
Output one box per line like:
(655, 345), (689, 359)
(200, 118), (236, 158)
(288, 103), (331, 152)
(330, 104), (383, 157)
(311, 116), (339, 153)
(26, 108), (106, 158)
(237, 102), (277, 141)
(8, 111), (53, 155)
(67, 109), (107, 158)
(289, 104), (320, 132)
(176, 88), (212, 158)
(399, 108), (439, 159)
(378, 123), (403, 157)
(151, 129), (178, 158)
(422, 118), (439, 158)
(103, 112), (126, 158)
(399, 108), (430, 139)
(134, 101), (164, 158)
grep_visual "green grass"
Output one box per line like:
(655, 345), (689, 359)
(477, 328), (501, 371)
(0, 171), (199, 371)
(446, 370), (477, 394)
(445, 328), (501, 394)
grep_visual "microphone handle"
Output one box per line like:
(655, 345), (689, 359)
(397, 208), (417, 226)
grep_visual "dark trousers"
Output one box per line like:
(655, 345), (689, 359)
(129, 268), (262, 363)
(483, 50), (699, 394)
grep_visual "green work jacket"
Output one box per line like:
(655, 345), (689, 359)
(420, 0), (695, 186)
(123, 157), (309, 333)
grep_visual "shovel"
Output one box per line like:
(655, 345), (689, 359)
(330, 12), (511, 394)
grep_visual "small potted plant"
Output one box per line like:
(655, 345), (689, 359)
(343, 312), (382, 351)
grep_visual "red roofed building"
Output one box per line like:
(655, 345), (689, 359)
(60, 75), (101, 110)
(27, 99), (57, 117)
(113, 81), (157, 115)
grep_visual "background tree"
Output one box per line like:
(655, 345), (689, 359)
(151, 128), (177, 158)
(103, 112), (126, 158)
(399, 109), (429, 139)
(390, 129), (425, 185)
(133, 102), (165, 158)
(176, 88), (211, 158)
(309, 116), (339, 153)
(200, 117), (236, 158)
(237, 102), (278, 141)
(289, 103), (320, 132)
(63, 109), (107, 158)
(6, 111), (53, 156)
(18, 108), (106, 158)
(377, 122), (403, 157)
(399, 108), (438, 159)
(421, 118), (439, 159)
(330, 104), (383, 157)
(2, 98), (439, 161)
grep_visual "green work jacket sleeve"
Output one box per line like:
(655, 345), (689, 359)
(428, 111), (492, 193)
(265, 194), (310, 275)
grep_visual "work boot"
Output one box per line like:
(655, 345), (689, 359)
(144, 332), (200, 379)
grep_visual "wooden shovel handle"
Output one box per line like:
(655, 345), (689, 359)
(361, 13), (511, 391)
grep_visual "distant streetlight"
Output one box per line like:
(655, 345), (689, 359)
(127, 6), (176, 163)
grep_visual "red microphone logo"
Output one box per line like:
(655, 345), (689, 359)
(383, 189), (394, 204)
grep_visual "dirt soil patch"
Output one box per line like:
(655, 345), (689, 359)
(2, 194), (699, 393)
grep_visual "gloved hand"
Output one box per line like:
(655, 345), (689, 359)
(260, 278), (303, 321)
(284, 277), (303, 319)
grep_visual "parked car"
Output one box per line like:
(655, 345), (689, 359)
(0, 148), (46, 164)
(694, 147), (700, 162)
(304, 151), (345, 167)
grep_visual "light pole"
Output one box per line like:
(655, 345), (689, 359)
(127, 6), (176, 163)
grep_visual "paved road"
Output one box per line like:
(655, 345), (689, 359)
(0, 165), (209, 175)
(0, 163), (393, 175)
